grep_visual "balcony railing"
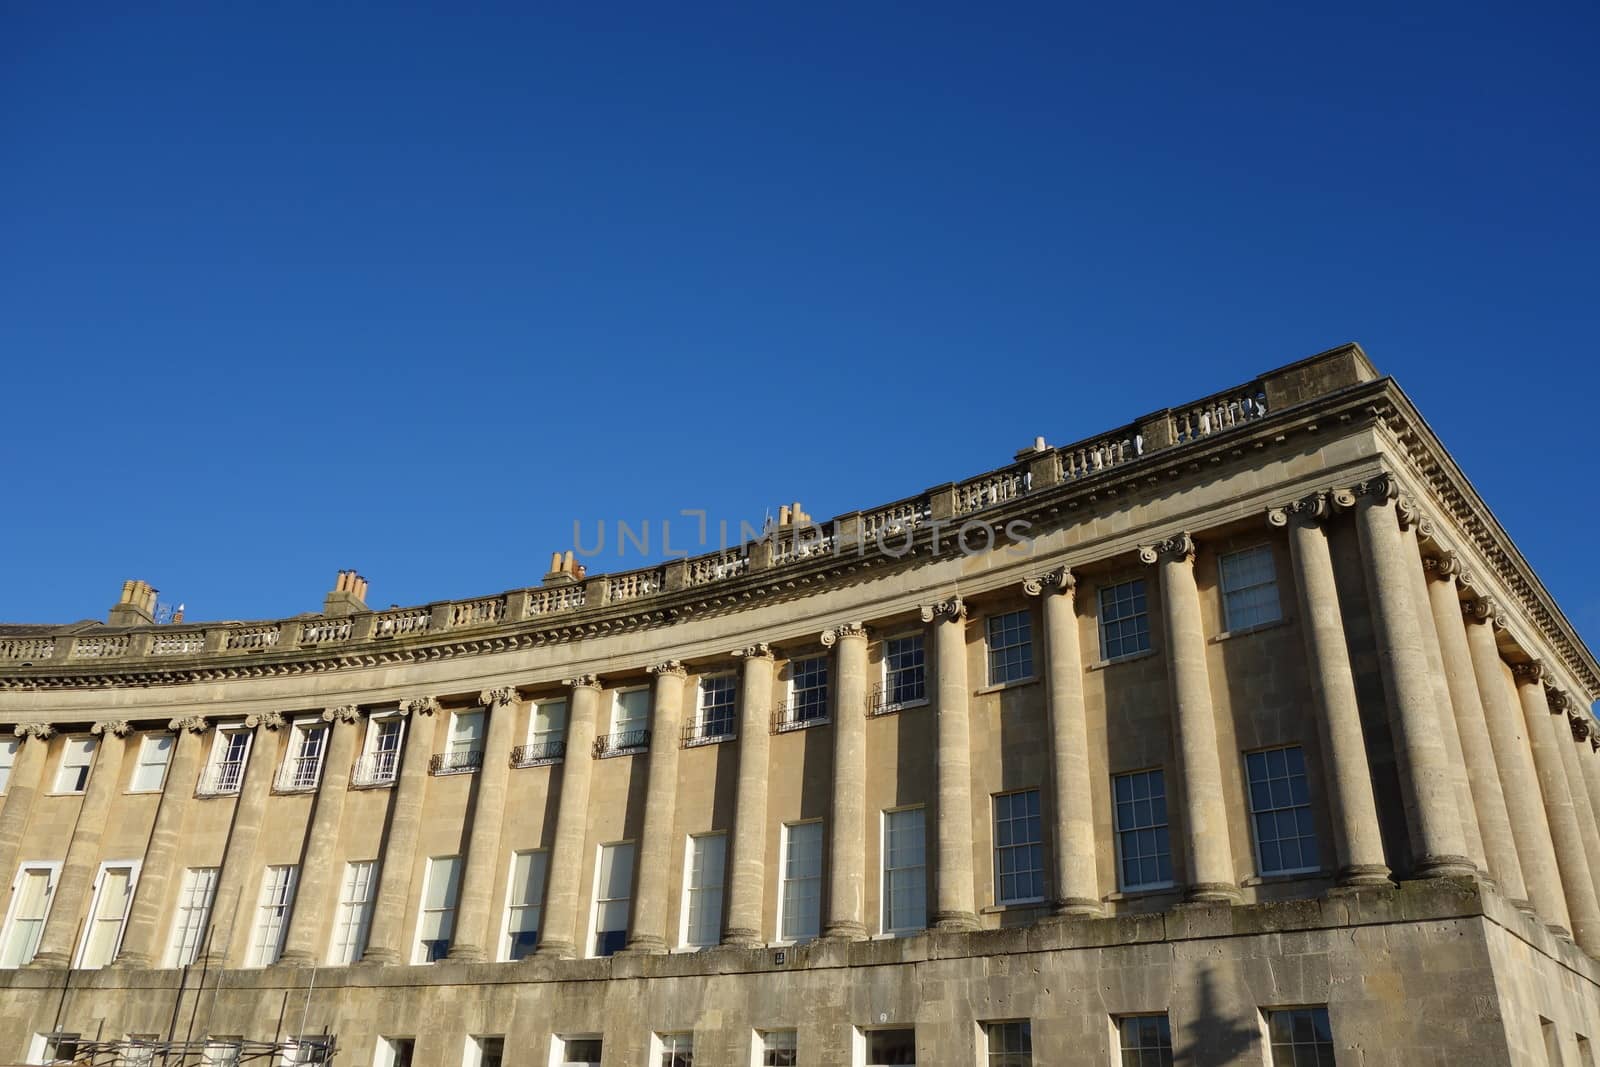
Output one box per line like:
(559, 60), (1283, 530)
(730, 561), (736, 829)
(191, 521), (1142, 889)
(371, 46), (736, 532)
(593, 728), (650, 758)
(196, 759), (246, 796)
(350, 750), (400, 787)
(276, 756), (324, 792)
(429, 749), (484, 776)
(682, 717), (736, 748)
(772, 697), (828, 733)
(870, 679), (927, 716)
(511, 739), (567, 767)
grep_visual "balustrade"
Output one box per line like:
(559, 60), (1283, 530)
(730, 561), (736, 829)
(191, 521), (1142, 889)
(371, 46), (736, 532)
(449, 597), (506, 627)
(149, 631), (205, 656)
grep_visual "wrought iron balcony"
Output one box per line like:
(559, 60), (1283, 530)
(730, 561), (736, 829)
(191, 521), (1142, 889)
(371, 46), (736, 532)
(511, 739), (567, 767)
(772, 697), (829, 733)
(869, 679), (927, 717)
(682, 717), (736, 748)
(195, 759), (246, 796)
(592, 728), (650, 758)
(429, 749), (484, 776)
(350, 750), (400, 787)
(275, 755), (324, 793)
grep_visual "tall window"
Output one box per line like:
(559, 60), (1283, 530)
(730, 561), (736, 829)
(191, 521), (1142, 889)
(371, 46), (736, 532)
(0, 739), (16, 793)
(1117, 1015), (1173, 1067)
(439, 711), (484, 774)
(1246, 746), (1320, 876)
(279, 722), (328, 791)
(416, 856), (462, 963)
(864, 1029), (916, 1066)
(1266, 1007), (1334, 1066)
(1099, 579), (1151, 660)
(1113, 769), (1173, 891)
(592, 843), (634, 957)
(166, 867), (218, 967)
(780, 822), (823, 942)
(248, 865), (297, 967)
(202, 728), (252, 795)
(760, 1031), (797, 1066)
(54, 736), (96, 794)
(503, 850), (548, 960)
(555, 1037), (602, 1066)
(329, 860), (377, 964)
(789, 656), (829, 723)
(0, 864), (56, 966)
(355, 716), (404, 786)
(696, 676), (736, 739)
(882, 808), (926, 935)
(609, 688), (651, 749)
(985, 610), (1034, 686)
(467, 1036), (504, 1067)
(983, 1022), (1032, 1066)
(375, 1038), (415, 1067)
(1220, 545), (1282, 631)
(529, 699), (568, 757)
(656, 1033), (693, 1067)
(77, 862), (137, 968)
(993, 790), (1044, 904)
(682, 834), (725, 949)
(881, 635), (926, 710)
(129, 735), (173, 792)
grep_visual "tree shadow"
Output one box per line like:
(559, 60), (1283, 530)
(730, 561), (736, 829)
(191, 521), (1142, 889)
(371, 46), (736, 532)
(1184, 965), (1262, 1066)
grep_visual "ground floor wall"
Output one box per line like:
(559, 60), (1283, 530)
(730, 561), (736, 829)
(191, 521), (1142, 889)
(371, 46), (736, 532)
(0, 882), (1591, 1067)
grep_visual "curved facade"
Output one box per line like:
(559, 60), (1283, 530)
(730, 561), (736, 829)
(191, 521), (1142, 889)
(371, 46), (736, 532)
(0, 344), (1597, 1066)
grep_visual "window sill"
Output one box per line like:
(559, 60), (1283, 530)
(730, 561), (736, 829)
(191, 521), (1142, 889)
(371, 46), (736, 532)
(44, 791), (87, 799)
(772, 716), (830, 735)
(682, 733), (737, 750)
(349, 779), (398, 790)
(193, 790), (242, 800)
(1241, 869), (1328, 887)
(980, 900), (1047, 915)
(123, 789), (164, 796)
(596, 746), (648, 760)
(1101, 884), (1180, 902)
(1210, 617), (1289, 644)
(1087, 649), (1158, 672)
(511, 757), (565, 769)
(974, 677), (1039, 696)
(868, 698), (929, 718)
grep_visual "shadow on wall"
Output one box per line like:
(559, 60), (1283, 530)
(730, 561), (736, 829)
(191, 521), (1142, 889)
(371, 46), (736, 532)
(1186, 966), (1262, 1066)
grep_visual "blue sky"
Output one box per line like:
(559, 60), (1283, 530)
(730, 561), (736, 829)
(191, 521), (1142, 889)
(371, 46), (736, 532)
(2, 3), (1596, 670)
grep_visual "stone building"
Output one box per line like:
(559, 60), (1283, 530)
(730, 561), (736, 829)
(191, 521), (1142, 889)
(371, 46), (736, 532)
(0, 343), (1596, 1066)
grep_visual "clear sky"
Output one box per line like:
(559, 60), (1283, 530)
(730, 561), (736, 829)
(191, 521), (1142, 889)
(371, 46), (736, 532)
(2, 4), (1596, 667)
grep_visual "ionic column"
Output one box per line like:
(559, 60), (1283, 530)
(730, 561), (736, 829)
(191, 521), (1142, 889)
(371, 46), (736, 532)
(924, 598), (979, 929)
(1270, 498), (1389, 886)
(1139, 534), (1238, 901)
(277, 706), (363, 966)
(1426, 555), (1526, 905)
(1025, 569), (1102, 914)
(114, 717), (211, 967)
(0, 725), (55, 896)
(361, 698), (439, 965)
(1464, 600), (1568, 930)
(1517, 663), (1600, 952)
(1550, 692), (1600, 912)
(627, 662), (688, 953)
(31, 721), (132, 967)
(1349, 480), (1473, 878)
(725, 645), (777, 945)
(447, 687), (520, 962)
(1403, 517), (1486, 876)
(1575, 728), (1600, 896)
(823, 625), (871, 938)
(199, 712), (287, 965)
(536, 676), (601, 959)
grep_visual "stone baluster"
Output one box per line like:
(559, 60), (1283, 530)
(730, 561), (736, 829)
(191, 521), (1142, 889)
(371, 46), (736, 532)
(31, 721), (132, 967)
(925, 598), (979, 929)
(1269, 498), (1389, 886)
(823, 625), (871, 938)
(0, 725), (55, 899)
(1516, 663), (1600, 952)
(1139, 534), (1239, 901)
(1348, 479), (1473, 878)
(626, 662), (689, 952)
(1402, 515), (1486, 876)
(1025, 569), (1103, 914)
(448, 687), (520, 962)
(277, 706), (363, 966)
(1550, 692), (1600, 910)
(725, 645), (777, 945)
(1463, 600), (1568, 932)
(198, 713), (287, 965)
(536, 676), (602, 958)
(114, 717), (211, 967)
(1425, 555), (1527, 906)
(361, 699), (440, 965)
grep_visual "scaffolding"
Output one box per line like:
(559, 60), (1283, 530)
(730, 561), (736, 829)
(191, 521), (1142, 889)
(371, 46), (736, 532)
(35, 1035), (335, 1066)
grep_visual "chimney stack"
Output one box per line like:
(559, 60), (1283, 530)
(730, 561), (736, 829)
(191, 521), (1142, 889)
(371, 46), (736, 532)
(543, 550), (587, 586)
(1013, 436), (1050, 461)
(109, 579), (159, 627)
(323, 569), (370, 617)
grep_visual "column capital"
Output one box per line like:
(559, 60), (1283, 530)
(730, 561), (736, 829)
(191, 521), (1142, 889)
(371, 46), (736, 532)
(647, 660), (687, 678)
(1267, 491), (1332, 528)
(321, 704), (361, 724)
(478, 687), (517, 709)
(919, 596), (966, 623)
(1462, 596), (1507, 630)
(1568, 713), (1589, 743)
(1513, 660), (1546, 685)
(168, 715), (211, 734)
(733, 642), (774, 661)
(12, 722), (54, 742)
(565, 674), (602, 691)
(820, 623), (868, 647)
(90, 720), (131, 738)
(1137, 531), (1195, 566)
(398, 696), (440, 718)
(1547, 687), (1572, 714)
(1022, 567), (1075, 598)
(1424, 551), (1464, 580)
(244, 711), (286, 730)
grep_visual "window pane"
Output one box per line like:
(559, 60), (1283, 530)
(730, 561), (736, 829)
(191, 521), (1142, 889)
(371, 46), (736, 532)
(866, 1028), (916, 1066)
(992, 791), (1044, 903)
(1246, 746), (1321, 875)
(986, 611), (1034, 686)
(884, 809), (926, 934)
(781, 824), (823, 941)
(1113, 770), (1172, 890)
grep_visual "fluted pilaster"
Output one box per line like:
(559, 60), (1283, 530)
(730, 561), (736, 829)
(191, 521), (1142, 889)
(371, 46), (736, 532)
(537, 677), (601, 959)
(627, 662), (689, 952)
(362, 699), (439, 965)
(726, 645), (777, 945)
